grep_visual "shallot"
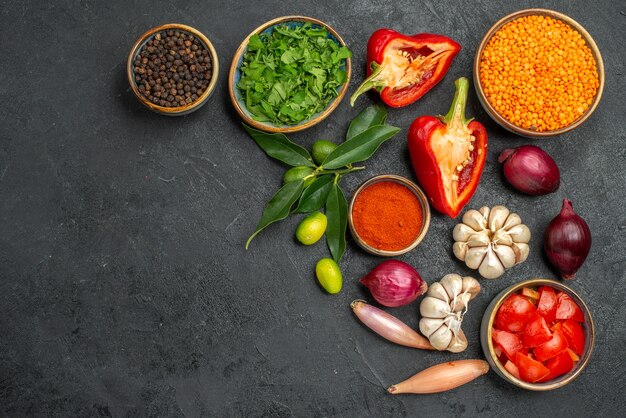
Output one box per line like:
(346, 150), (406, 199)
(498, 145), (560, 196)
(544, 199), (592, 279)
(387, 360), (490, 394)
(360, 260), (428, 307)
(350, 300), (434, 350)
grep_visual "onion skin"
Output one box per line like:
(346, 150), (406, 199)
(388, 360), (489, 394)
(360, 260), (428, 307)
(498, 145), (560, 196)
(544, 199), (592, 279)
(351, 300), (434, 350)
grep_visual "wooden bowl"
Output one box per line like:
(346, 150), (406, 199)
(474, 9), (604, 137)
(127, 23), (219, 116)
(228, 16), (351, 133)
(347, 175), (431, 257)
(481, 278), (595, 391)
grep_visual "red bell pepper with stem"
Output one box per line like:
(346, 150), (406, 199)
(350, 29), (460, 107)
(408, 77), (487, 218)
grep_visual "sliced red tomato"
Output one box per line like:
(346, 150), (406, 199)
(495, 294), (537, 332)
(561, 319), (585, 356)
(493, 328), (524, 362)
(538, 350), (574, 382)
(516, 352), (550, 383)
(566, 347), (580, 362)
(504, 360), (521, 380)
(534, 330), (568, 362)
(537, 286), (557, 324)
(521, 287), (540, 303)
(551, 321), (563, 332)
(555, 293), (584, 322)
(523, 312), (552, 348)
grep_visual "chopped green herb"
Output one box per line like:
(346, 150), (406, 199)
(237, 23), (352, 125)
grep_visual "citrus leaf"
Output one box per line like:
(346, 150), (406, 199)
(321, 125), (400, 169)
(243, 124), (314, 167)
(347, 104), (387, 140)
(325, 183), (347, 262)
(295, 175), (334, 213)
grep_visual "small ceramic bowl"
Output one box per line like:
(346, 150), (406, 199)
(348, 175), (431, 257)
(228, 16), (351, 133)
(474, 9), (604, 137)
(127, 23), (219, 116)
(481, 278), (595, 391)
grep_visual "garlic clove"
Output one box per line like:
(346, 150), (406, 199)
(488, 205), (510, 231)
(451, 292), (471, 312)
(447, 329), (468, 353)
(462, 209), (487, 231)
(507, 224), (531, 243)
(466, 230), (491, 247)
(440, 274), (463, 301)
(453, 223), (476, 242)
(493, 244), (517, 269)
(429, 324), (453, 351)
(420, 296), (451, 319)
(461, 276), (481, 300)
(478, 206), (490, 221)
(478, 247), (505, 279)
(502, 212), (522, 230)
(419, 317), (444, 338)
(427, 282), (450, 303)
(452, 242), (468, 261)
(491, 228), (513, 246)
(511, 242), (530, 264)
(465, 246), (488, 270)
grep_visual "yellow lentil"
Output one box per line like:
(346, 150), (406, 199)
(479, 15), (599, 132)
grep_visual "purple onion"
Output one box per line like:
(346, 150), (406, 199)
(498, 145), (560, 196)
(360, 260), (428, 307)
(544, 199), (592, 279)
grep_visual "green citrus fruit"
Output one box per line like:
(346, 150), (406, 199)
(296, 212), (327, 245)
(283, 166), (315, 185)
(311, 140), (337, 165)
(315, 258), (343, 294)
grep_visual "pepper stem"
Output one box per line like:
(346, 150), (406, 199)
(350, 62), (387, 107)
(443, 77), (473, 127)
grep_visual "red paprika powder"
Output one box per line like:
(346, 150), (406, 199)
(352, 181), (423, 251)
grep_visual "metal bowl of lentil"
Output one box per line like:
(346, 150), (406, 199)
(228, 16), (352, 133)
(348, 175), (431, 257)
(127, 23), (219, 116)
(474, 9), (604, 137)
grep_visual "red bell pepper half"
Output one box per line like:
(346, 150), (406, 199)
(408, 77), (487, 218)
(350, 29), (460, 107)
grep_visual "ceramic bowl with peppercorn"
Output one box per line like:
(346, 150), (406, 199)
(127, 23), (219, 116)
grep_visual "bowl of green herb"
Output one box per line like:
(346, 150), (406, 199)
(229, 16), (352, 133)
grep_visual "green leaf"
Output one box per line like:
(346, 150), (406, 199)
(243, 124), (315, 167)
(321, 125), (400, 169)
(347, 104), (388, 140)
(295, 175), (334, 213)
(325, 183), (347, 262)
(248, 34), (263, 50)
(246, 180), (305, 249)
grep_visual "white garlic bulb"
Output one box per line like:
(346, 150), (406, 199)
(419, 274), (480, 353)
(452, 205), (530, 279)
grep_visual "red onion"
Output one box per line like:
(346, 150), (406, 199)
(360, 260), (427, 307)
(350, 300), (434, 350)
(544, 199), (592, 279)
(498, 145), (560, 196)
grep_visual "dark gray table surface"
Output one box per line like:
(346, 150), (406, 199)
(2, 0), (625, 416)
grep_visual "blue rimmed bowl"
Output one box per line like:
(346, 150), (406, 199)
(228, 16), (352, 133)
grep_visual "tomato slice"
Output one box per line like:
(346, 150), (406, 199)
(555, 292), (584, 322)
(516, 352), (550, 383)
(537, 286), (557, 324)
(561, 319), (585, 356)
(504, 360), (521, 380)
(523, 312), (552, 348)
(538, 350), (574, 382)
(493, 328), (524, 362)
(496, 294), (537, 332)
(534, 330), (568, 362)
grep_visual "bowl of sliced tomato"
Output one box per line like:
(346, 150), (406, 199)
(481, 278), (594, 391)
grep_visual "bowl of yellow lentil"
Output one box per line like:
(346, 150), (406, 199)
(474, 9), (604, 137)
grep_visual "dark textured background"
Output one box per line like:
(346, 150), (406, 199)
(1, 0), (625, 416)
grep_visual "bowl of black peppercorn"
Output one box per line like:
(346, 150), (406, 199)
(127, 23), (219, 116)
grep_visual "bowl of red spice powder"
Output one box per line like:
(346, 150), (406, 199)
(348, 175), (431, 256)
